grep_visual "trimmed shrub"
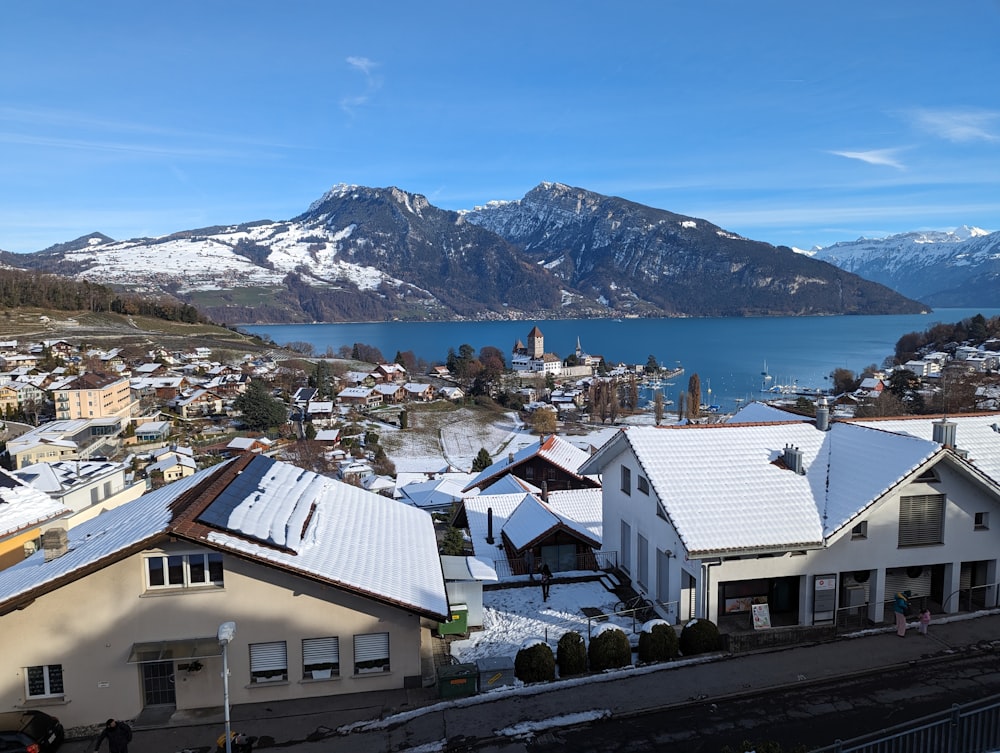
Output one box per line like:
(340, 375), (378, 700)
(637, 620), (679, 663)
(514, 640), (556, 683)
(556, 631), (587, 677)
(679, 618), (722, 656)
(588, 625), (631, 671)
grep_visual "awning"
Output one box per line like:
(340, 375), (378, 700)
(127, 637), (223, 664)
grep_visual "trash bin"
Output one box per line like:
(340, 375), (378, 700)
(476, 655), (515, 690)
(437, 603), (468, 636)
(437, 662), (478, 698)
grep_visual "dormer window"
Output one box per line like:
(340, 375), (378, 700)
(145, 552), (224, 590)
(852, 521), (868, 540)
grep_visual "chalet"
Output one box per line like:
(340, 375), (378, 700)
(438, 386), (464, 402)
(0, 453), (448, 728)
(337, 387), (382, 409)
(429, 365), (451, 379)
(168, 389), (224, 419)
(373, 383), (404, 404)
(463, 434), (600, 494)
(225, 436), (273, 456)
(305, 400), (335, 423)
(372, 363), (407, 384)
(403, 383), (435, 402)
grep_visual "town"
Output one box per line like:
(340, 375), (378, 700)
(4, 316), (1000, 751)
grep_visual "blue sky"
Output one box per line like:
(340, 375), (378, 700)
(2, 1), (998, 254)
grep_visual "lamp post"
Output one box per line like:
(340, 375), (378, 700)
(217, 621), (237, 753)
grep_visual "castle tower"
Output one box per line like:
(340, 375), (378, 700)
(527, 326), (544, 359)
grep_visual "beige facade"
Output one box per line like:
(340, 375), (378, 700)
(53, 374), (134, 420)
(0, 544), (430, 728)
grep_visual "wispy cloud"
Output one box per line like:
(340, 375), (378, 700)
(830, 148), (906, 170)
(908, 107), (1000, 143)
(341, 56), (382, 114)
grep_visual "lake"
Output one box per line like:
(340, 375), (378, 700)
(243, 308), (1000, 412)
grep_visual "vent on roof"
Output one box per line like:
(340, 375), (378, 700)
(486, 507), (494, 545)
(42, 524), (69, 561)
(783, 444), (804, 475)
(932, 419), (957, 448)
(815, 397), (830, 432)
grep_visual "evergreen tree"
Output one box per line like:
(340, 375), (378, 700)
(472, 448), (492, 472)
(233, 380), (288, 431)
(687, 374), (702, 419)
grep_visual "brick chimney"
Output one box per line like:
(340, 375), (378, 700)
(42, 524), (69, 562)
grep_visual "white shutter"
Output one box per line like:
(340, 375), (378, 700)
(353, 633), (389, 663)
(302, 637), (339, 666)
(249, 642), (287, 672)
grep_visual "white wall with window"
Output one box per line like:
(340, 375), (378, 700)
(25, 664), (63, 699)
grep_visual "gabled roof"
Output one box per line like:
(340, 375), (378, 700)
(501, 490), (602, 551)
(463, 435), (596, 492)
(0, 455), (448, 620)
(580, 422), (943, 557)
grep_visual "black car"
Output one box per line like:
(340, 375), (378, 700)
(0, 710), (64, 753)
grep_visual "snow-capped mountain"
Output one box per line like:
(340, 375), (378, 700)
(0, 183), (925, 323)
(810, 227), (1000, 306)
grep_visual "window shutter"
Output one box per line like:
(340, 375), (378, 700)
(898, 494), (944, 546)
(302, 637), (339, 665)
(353, 633), (389, 663)
(249, 642), (287, 672)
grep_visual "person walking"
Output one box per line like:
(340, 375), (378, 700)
(94, 719), (132, 753)
(539, 561), (552, 602)
(893, 590), (911, 637)
(918, 608), (931, 636)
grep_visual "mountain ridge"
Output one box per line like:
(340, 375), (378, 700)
(0, 182), (926, 323)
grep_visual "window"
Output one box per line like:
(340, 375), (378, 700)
(621, 465), (631, 496)
(620, 521), (631, 574)
(25, 664), (63, 698)
(249, 641), (287, 683)
(637, 475), (649, 495)
(302, 637), (339, 679)
(145, 552), (224, 589)
(975, 512), (990, 530)
(851, 521), (868, 540)
(898, 494), (945, 547)
(636, 534), (649, 590)
(354, 633), (390, 675)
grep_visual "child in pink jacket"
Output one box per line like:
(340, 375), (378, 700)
(918, 608), (931, 636)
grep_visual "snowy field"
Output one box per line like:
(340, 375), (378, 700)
(450, 579), (639, 663)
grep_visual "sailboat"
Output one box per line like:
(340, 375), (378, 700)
(761, 361), (773, 391)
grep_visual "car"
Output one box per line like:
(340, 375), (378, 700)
(0, 710), (64, 753)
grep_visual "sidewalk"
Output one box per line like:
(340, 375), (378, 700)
(66, 610), (1000, 753)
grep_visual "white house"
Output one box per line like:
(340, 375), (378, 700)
(579, 411), (1000, 629)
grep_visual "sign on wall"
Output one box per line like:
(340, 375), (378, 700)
(813, 574), (837, 623)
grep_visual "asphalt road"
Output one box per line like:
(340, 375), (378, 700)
(518, 648), (1000, 753)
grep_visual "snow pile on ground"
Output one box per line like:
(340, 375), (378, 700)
(450, 579), (638, 663)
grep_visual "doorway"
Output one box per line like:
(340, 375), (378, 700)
(141, 661), (176, 707)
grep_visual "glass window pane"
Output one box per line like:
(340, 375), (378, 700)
(147, 557), (165, 587)
(166, 555), (185, 585)
(208, 553), (224, 583)
(188, 555), (207, 584)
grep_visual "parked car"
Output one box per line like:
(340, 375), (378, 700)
(0, 710), (64, 753)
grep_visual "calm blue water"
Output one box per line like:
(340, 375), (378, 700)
(244, 308), (1000, 412)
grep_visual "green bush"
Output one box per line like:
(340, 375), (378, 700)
(556, 631), (587, 677)
(514, 640), (556, 683)
(587, 625), (632, 671)
(637, 620), (679, 663)
(679, 618), (722, 656)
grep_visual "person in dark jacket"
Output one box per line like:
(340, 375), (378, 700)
(95, 719), (132, 753)
(539, 561), (552, 602)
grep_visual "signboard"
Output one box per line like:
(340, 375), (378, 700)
(751, 603), (771, 629)
(813, 574), (837, 623)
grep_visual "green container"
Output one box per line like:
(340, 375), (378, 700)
(437, 662), (478, 698)
(437, 603), (468, 636)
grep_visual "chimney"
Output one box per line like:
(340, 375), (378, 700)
(507, 452), (514, 465)
(541, 480), (548, 503)
(42, 524), (69, 562)
(815, 397), (830, 432)
(486, 507), (494, 545)
(932, 418), (957, 448)
(783, 444), (804, 475)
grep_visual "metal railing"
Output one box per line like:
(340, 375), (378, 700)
(493, 550), (618, 579)
(812, 695), (1000, 753)
(943, 582), (999, 614)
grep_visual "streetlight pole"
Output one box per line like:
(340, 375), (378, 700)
(217, 621), (237, 753)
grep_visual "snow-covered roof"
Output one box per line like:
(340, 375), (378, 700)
(0, 455), (448, 620)
(0, 470), (69, 537)
(501, 491), (601, 550)
(440, 554), (498, 582)
(726, 402), (812, 424)
(464, 434), (595, 491)
(581, 422), (942, 557)
(398, 474), (477, 510)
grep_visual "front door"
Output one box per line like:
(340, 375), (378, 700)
(141, 661), (176, 707)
